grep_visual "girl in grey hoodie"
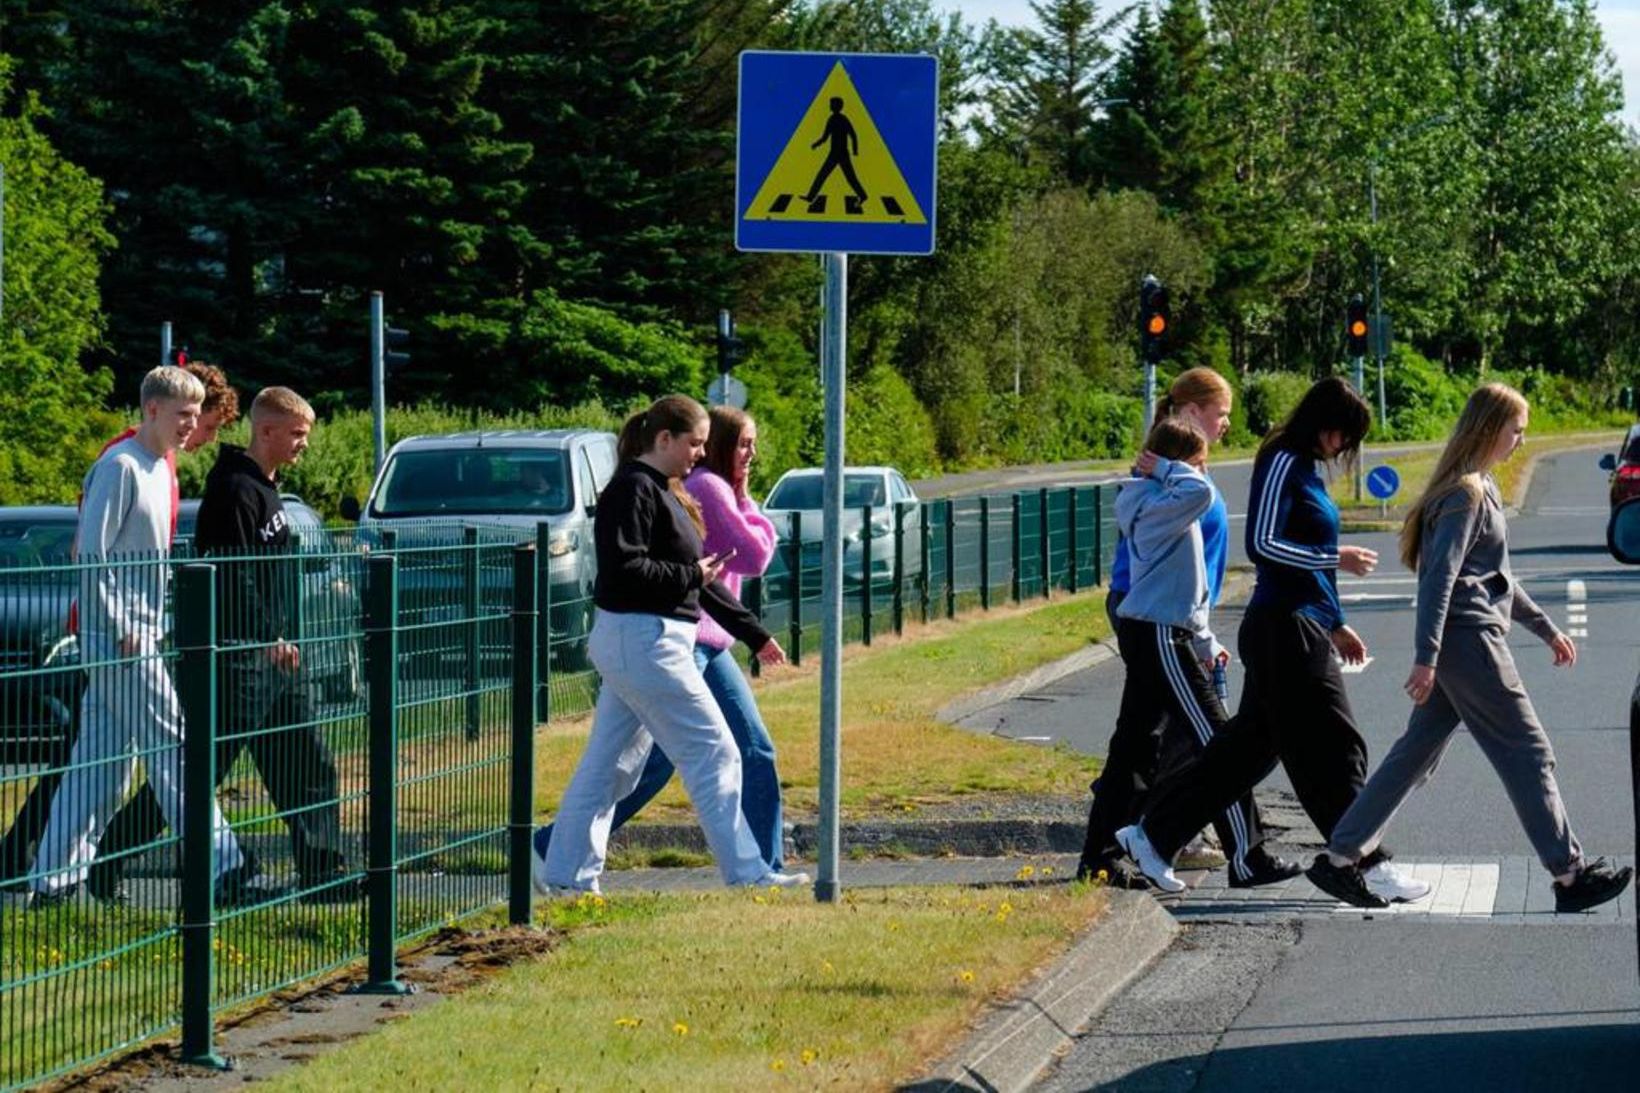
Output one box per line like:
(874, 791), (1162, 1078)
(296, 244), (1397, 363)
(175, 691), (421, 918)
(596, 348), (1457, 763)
(1081, 419), (1298, 892)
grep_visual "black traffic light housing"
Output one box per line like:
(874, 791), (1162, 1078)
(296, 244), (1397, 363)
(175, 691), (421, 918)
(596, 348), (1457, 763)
(1138, 276), (1170, 365)
(385, 326), (411, 371)
(715, 309), (744, 375)
(1346, 295), (1369, 358)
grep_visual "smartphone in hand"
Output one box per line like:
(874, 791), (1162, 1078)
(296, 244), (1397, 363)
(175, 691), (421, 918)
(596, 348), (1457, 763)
(708, 546), (738, 565)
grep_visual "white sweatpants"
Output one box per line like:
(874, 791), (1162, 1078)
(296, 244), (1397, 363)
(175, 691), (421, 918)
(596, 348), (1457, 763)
(32, 636), (244, 895)
(542, 610), (767, 889)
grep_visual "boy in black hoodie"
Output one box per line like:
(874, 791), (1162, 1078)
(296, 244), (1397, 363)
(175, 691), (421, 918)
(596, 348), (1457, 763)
(96, 387), (355, 901)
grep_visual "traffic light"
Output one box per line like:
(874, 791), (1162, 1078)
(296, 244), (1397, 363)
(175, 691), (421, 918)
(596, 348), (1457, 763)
(385, 326), (411, 371)
(1138, 275), (1169, 365)
(174, 346), (189, 367)
(1346, 295), (1369, 358)
(715, 309), (744, 375)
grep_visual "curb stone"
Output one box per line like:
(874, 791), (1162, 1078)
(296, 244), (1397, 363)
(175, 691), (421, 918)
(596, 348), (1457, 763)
(907, 889), (1179, 1093)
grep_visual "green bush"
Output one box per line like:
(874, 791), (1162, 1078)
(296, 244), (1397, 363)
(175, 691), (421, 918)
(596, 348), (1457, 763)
(1241, 372), (1312, 436)
(845, 363), (942, 478)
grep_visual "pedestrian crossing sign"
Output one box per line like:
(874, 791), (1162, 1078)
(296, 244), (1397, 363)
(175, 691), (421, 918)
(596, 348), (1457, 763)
(736, 51), (938, 255)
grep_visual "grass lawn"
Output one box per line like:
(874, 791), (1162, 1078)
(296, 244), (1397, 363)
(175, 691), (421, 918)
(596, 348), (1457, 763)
(532, 592), (1111, 826)
(266, 880), (1107, 1092)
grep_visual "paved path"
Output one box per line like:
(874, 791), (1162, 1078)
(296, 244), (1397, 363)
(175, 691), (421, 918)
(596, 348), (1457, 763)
(960, 443), (1640, 1092)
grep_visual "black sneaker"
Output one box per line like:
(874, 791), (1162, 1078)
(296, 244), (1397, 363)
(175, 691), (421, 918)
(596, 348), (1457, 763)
(1554, 858), (1634, 913)
(299, 872), (366, 904)
(1305, 854), (1388, 909)
(1228, 849), (1304, 889)
(25, 883), (80, 910)
(1076, 857), (1152, 891)
(214, 863), (270, 909)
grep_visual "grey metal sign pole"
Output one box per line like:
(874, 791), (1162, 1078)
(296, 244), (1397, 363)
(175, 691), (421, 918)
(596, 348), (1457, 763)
(816, 251), (847, 903)
(370, 291), (387, 474)
(1353, 354), (1366, 501)
(161, 322), (173, 367)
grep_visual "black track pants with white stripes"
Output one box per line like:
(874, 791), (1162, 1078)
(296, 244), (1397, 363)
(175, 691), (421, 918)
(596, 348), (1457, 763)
(1079, 616), (1266, 879)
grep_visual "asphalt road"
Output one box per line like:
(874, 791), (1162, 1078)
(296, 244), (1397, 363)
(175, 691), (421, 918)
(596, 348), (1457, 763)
(960, 445), (1640, 1092)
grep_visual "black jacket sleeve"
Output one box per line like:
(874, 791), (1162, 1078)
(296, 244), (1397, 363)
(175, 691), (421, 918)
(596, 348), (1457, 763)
(700, 578), (772, 651)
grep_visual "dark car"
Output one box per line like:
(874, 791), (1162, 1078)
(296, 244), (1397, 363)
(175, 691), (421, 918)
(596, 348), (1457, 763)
(0, 507), (82, 760)
(1598, 424), (1640, 507)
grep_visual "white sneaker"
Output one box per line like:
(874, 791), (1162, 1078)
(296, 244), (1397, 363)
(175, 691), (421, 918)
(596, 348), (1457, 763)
(742, 870), (811, 889)
(1115, 825), (1185, 893)
(1364, 861), (1430, 903)
(531, 840), (600, 898)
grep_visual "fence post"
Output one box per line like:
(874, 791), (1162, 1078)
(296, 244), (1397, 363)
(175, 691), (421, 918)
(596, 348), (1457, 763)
(918, 503), (932, 624)
(860, 503), (873, 647)
(464, 526), (481, 741)
(359, 553), (409, 994)
(943, 500), (956, 619)
(788, 511), (803, 666)
(1067, 488), (1079, 594)
(1039, 487), (1052, 599)
(1010, 493), (1023, 603)
(510, 545), (538, 926)
(1092, 485), (1103, 587)
(534, 523), (552, 722)
(891, 502), (907, 636)
(177, 563), (228, 1070)
(979, 496), (991, 610)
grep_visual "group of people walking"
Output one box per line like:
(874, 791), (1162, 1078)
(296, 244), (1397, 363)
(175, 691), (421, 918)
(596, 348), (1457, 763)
(1, 364), (353, 907)
(5, 366), (1627, 917)
(1085, 371), (1633, 913)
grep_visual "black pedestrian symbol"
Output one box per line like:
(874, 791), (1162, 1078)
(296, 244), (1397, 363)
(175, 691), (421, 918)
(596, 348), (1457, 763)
(805, 97), (868, 215)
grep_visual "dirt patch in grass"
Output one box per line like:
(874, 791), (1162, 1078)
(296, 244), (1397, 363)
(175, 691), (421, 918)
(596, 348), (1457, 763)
(49, 925), (559, 1092)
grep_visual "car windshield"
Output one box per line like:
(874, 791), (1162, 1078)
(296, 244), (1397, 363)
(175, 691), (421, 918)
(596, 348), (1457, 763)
(0, 515), (78, 580)
(766, 474), (886, 510)
(374, 449), (572, 517)
(1622, 428), (1640, 464)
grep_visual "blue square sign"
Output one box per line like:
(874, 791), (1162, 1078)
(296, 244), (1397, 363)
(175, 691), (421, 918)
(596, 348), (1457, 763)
(736, 51), (938, 256)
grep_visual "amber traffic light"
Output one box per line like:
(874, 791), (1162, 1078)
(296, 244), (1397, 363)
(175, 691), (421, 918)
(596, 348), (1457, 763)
(1346, 295), (1369, 358)
(1139, 276), (1170, 364)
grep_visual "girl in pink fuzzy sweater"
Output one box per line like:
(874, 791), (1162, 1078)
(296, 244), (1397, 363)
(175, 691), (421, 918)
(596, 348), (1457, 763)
(532, 406), (790, 870)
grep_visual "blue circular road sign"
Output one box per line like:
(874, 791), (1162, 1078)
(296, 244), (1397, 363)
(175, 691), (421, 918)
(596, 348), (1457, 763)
(1366, 465), (1400, 500)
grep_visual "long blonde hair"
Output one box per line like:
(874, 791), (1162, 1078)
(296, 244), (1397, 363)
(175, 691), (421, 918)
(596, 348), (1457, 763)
(1399, 383), (1528, 569)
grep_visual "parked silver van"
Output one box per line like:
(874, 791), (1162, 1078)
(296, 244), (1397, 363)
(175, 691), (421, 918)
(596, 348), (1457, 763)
(348, 429), (618, 667)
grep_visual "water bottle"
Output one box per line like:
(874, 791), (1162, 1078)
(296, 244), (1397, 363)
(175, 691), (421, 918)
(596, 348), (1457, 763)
(1211, 660), (1230, 706)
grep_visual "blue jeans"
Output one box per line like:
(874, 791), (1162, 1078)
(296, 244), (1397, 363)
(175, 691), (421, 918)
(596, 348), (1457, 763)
(534, 643), (784, 870)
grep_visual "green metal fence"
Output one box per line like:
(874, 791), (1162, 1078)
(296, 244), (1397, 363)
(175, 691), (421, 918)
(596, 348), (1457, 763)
(0, 482), (1116, 1089)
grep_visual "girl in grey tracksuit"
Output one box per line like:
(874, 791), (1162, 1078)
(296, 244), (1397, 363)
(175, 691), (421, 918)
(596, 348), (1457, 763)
(1316, 383), (1632, 912)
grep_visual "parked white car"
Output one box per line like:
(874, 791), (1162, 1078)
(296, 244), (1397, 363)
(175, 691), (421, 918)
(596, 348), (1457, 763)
(761, 466), (922, 594)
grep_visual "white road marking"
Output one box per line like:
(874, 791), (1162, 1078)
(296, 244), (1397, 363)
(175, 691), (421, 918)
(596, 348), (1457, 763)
(1340, 593), (1413, 603)
(1567, 579), (1587, 602)
(1327, 863), (1502, 917)
(1537, 506), (1609, 515)
(1568, 628), (1588, 638)
(1339, 657), (1375, 674)
(1567, 613), (1588, 625)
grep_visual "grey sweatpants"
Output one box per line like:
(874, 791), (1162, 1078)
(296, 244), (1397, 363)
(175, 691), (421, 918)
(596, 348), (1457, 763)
(1329, 625), (1583, 877)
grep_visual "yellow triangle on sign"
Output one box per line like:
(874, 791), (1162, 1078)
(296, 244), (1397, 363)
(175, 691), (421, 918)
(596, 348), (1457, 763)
(745, 61), (928, 225)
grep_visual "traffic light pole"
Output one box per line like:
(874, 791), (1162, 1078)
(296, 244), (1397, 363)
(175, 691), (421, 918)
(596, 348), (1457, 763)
(1369, 164), (1387, 430)
(1353, 354), (1366, 501)
(370, 291), (387, 475)
(1143, 361), (1157, 436)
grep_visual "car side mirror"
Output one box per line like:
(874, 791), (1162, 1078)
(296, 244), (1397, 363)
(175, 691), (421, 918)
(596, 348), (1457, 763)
(1599, 453), (1617, 472)
(339, 496), (362, 521)
(1607, 498), (1640, 563)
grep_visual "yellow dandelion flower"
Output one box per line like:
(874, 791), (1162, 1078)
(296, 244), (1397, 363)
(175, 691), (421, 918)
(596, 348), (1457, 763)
(753, 895), (767, 905)
(1015, 864), (1036, 880)
(673, 1022), (689, 1037)
(1042, 865), (1055, 875)
(958, 969), (976, 983)
(614, 1017), (642, 1030)
(800, 1048), (819, 1066)
(1096, 869), (1109, 883)
(771, 1059), (787, 1072)
(821, 960), (835, 975)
